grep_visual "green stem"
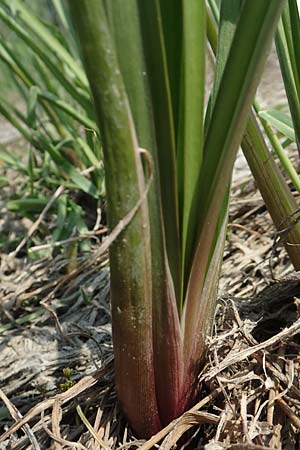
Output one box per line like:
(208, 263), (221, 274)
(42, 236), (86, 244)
(105, 0), (183, 426)
(243, 111), (300, 269)
(254, 100), (300, 193)
(68, 0), (161, 437)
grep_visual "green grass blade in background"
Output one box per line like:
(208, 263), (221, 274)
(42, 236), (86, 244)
(276, 13), (300, 153)
(51, 0), (80, 60)
(0, 97), (33, 143)
(38, 92), (97, 131)
(0, 3), (92, 111)
(0, 145), (27, 172)
(0, 40), (35, 88)
(4, 0), (88, 88)
(0, 40), (65, 136)
(257, 107), (300, 194)
(282, 3), (300, 98)
(0, 0), (106, 255)
(289, 0), (300, 91)
(259, 109), (295, 141)
(27, 86), (39, 128)
(36, 135), (98, 198)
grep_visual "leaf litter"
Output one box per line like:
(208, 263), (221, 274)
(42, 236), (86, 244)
(1, 168), (300, 449)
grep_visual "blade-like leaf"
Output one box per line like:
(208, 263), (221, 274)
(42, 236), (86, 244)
(276, 15), (300, 152)
(183, 0), (285, 386)
(37, 135), (99, 198)
(4, 0), (88, 88)
(39, 92), (97, 131)
(288, 0), (300, 91)
(159, 0), (182, 136)
(282, 3), (300, 98)
(259, 109), (295, 141)
(207, 1), (300, 268)
(51, 0), (80, 59)
(177, 0), (206, 301)
(104, 0), (183, 425)
(210, 0), (242, 110)
(68, 0), (161, 437)
(0, 40), (67, 137)
(0, 97), (32, 143)
(27, 86), (39, 128)
(138, 0), (181, 299)
(0, 3), (91, 111)
(257, 107), (300, 193)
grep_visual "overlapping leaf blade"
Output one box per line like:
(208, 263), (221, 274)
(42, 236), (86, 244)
(276, 3), (300, 153)
(68, 0), (162, 437)
(183, 0), (285, 385)
(104, 0), (183, 425)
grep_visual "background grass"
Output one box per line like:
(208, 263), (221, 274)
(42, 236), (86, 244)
(0, 0), (105, 259)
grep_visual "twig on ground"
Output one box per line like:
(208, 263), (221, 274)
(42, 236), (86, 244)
(0, 359), (113, 443)
(76, 404), (112, 450)
(205, 317), (300, 380)
(28, 227), (108, 253)
(42, 424), (89, 450)
(0, 389), (41, 450)
(10, 185), (65, 257)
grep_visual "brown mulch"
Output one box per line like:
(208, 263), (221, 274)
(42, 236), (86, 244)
(1, 171), (300, 449)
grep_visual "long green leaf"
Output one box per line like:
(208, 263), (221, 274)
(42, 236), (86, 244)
(138, 0), (181, 297)
(282, 3), (300, 98)
(207, 1), (300, 269)
(183, 0), (285, 391)
(177, 0), (206, 301)
(210, 0), (242, 110)
(104, 0), (183, 425)
(159, 0), (182, 137)
(50, 0), (80, 60)
(0, 97), (32, 143)
(288, 0), (300, 91)
(68, 0), (161, 438)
